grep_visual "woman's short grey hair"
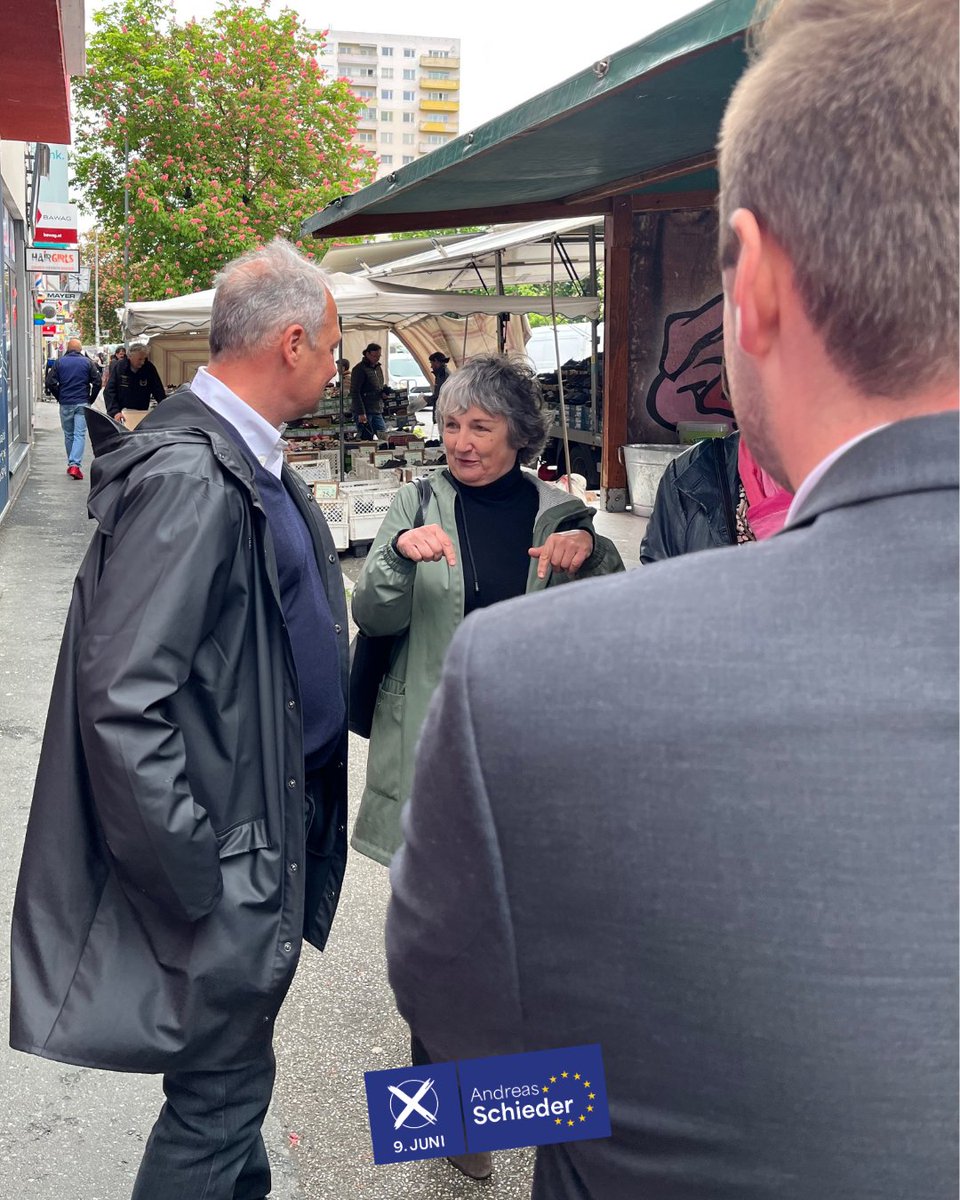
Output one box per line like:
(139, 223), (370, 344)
(718, 0), (958, 398)
(436, 354), (549, 465)
(209, 239), (333, 357)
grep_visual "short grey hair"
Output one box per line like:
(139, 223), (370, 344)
(436, 354), (548, 465)
(718, 0), (959, 398)
(209, 238), (333, 357)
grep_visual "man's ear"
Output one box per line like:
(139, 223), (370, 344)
(727, 208), (780, 360)
(279, 323), (307, 367)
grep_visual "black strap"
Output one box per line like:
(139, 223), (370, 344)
(413, 476), (432, 528)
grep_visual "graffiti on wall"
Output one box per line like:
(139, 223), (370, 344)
(644, 294), (733, 433)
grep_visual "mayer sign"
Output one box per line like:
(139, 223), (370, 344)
(27, 246), (80, 272)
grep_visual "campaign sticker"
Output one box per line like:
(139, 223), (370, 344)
(458, 1043), (611, 1153)
(364, 1061), (466, 1164)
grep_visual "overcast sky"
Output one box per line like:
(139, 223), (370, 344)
(88, 0), (709, 133)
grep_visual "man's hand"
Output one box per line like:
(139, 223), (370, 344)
(396, 524), (457, 567)
(358, 413), (368, 424)
(113, 413), (125, 425)
(528, 529), (594, 579)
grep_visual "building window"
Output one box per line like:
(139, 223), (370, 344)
(426, 91), (448, 101)
(380, 88), (393, 99)
(402, 155), (414, 163)
(402, 90), (416, 101)
(361, 106), (377, 120)
(403, 68), (416, 80)
(433, 50), (451, 58)
(381, 67), (394, 79)
(402, 132), (415, 145)
(357, 132), (375, 142)
(381, 154), (394, 164)
(381, 131), (394, 144)
(402, 112), (415, 124)
(427, 70), (451, 79)
(381, 46), (393, 56)
(380, 109), (394, 122)
(355, 88), (374, 99)
(403, 48), (416, 57)
(425, 134), (445, 144)
(356, 67), (376, 78)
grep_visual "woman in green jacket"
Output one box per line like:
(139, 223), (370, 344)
(352, 353), (624, 869)
(352, 354), (623, 1181)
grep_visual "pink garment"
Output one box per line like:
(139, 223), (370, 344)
(737, 438), (793, 539)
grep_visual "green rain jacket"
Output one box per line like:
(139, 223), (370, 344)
(351, 468), (625, 865)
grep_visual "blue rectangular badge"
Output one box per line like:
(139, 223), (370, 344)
(364, 1060), (466, 1165)
(458, 1043), (611, 1153)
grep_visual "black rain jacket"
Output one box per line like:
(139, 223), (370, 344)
(9, 391), (349, 1073)
(639, 432), (741, 563)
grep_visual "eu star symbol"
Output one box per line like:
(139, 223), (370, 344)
(561, 1071), (569, 1078)
(549, 1076), (557, 1084)
(567, 1119), (574, 1127)
(554, 1118), (562, 1125)
(579, 1114), (586, 1122)
(588, 1092), (595, 1100)
(574, 1073), (581, 1080)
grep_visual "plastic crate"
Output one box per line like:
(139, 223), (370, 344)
(289, 459), (333, 483)
(313, 495), (349, 551)
(347, 489), (397, 543)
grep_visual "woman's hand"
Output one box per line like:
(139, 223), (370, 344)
(529, 530), (594, 579)
(396, 524), (458, 566)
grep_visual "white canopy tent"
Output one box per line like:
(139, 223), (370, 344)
(120, 270), (601, 386)
(353, 217), (605, 292)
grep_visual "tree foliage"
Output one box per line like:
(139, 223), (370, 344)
(73, 0), (375, 299)
(72, 230), (125, 346)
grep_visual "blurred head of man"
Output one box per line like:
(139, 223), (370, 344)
(65, 338), (83, 353)
(126, 345), (148, 372)
(717, 0), (959, 488)
(208, 239), (340, 426)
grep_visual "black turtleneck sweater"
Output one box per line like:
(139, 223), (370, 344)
(449, 460), (539, 616)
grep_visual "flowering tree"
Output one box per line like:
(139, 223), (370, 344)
(73, 0), (375, 299)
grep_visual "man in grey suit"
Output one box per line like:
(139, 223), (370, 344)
(385, 1), (958, 1197)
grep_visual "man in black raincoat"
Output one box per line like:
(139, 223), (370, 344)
(10, 239), (349, 1199)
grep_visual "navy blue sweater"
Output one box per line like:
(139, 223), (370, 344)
(220, 422), (344, 771)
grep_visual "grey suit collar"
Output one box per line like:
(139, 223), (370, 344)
(787, 412), (958, 529)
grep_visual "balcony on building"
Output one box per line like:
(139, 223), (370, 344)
(421, 77), (459, 92)
(338, 44), (377, 61)
(420, 54), (460, 69)
(419, 99), (459, 113)
(420, 121), (455, 134)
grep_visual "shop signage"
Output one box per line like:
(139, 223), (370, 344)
(27, 246), (79, 272)
(40, 290), (80, 302)
(34, 201), (79, 247)
(41, 324), (58, 336)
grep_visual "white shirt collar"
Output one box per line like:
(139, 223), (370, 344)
(190, 366), (287, 479)
(786, 424), (890, 526)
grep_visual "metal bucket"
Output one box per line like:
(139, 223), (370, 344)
(619, 443), (689, 517)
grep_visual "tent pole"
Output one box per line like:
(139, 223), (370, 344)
(495, 250), (505, 351)
(551, 235), (572, 489)
(337, 319), (345, 479)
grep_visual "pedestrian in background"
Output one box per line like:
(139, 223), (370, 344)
(11, 239), (350, 1200)
(104, 342), (165, 428)
(350, 341), (392, 440)
(428, 350), (450, 406)
(44, 336), (101, 480)
(386, 1), (959, 1197)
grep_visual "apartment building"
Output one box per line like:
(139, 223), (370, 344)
(316, 29), (461, 178)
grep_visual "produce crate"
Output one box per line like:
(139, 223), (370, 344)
(347, 488), (397, 543)
(289, 459), (333, 483)
(312, 494), (349, 551)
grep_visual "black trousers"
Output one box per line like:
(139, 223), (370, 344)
(130, 1047), (276, 1200)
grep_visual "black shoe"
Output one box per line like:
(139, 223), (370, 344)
(446, 1151), (493, 1180)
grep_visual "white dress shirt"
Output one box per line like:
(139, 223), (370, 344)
(786, 425), (890, 526)
(190, 366), (286, 479)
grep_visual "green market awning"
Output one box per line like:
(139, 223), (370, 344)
(304, 0), (754, 239)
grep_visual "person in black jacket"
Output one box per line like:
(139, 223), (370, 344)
(11, 239), (348, 1200)
(103, 342), (166, 428)
(45, 338), (101, 479)
(640, 430), (793, 562)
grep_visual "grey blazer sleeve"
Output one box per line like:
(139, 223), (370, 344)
(385, 618), (524, 1062)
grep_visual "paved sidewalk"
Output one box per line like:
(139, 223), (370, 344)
(0, 404), (536, 1199)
